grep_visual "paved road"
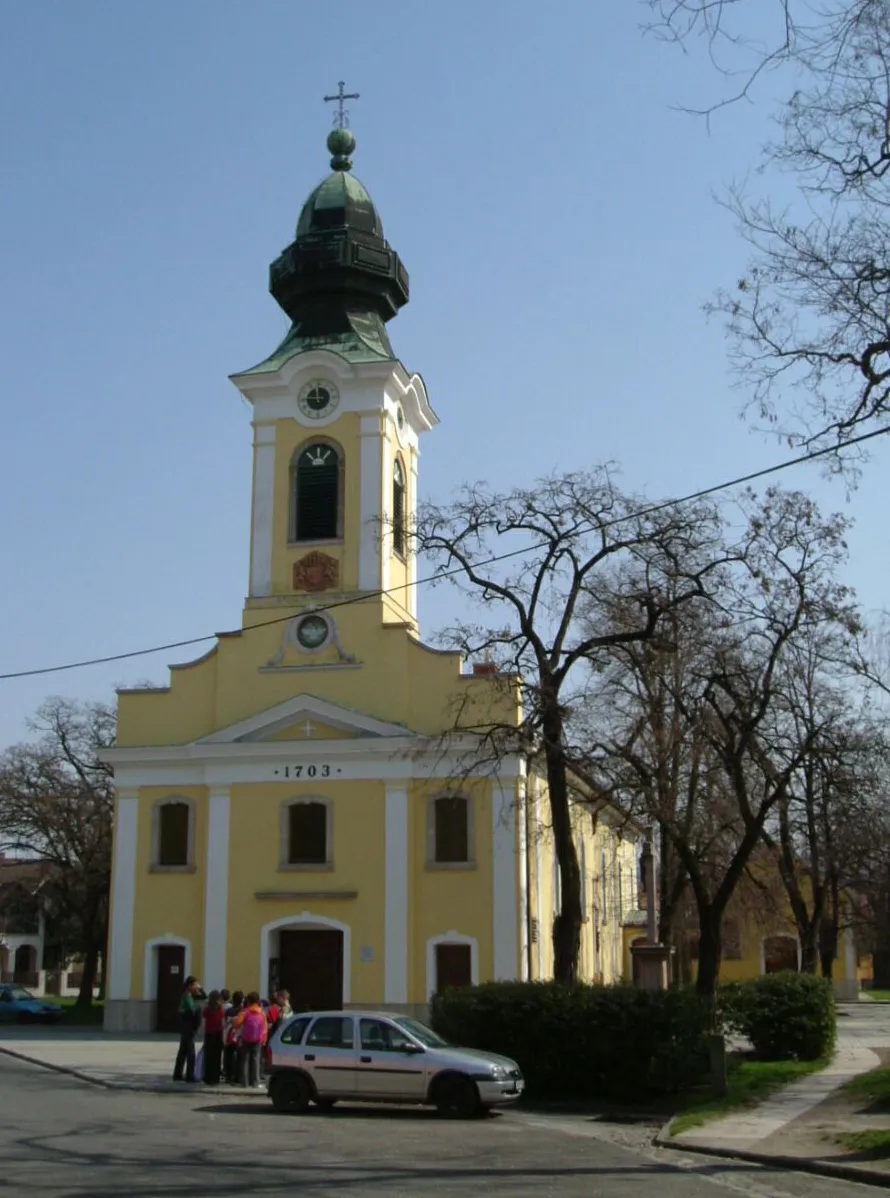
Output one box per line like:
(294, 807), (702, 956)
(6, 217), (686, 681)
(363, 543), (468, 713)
(0, 1055), (880, 1198)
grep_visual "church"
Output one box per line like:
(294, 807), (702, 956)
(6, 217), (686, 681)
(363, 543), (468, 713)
(103, 110), (640, 1032)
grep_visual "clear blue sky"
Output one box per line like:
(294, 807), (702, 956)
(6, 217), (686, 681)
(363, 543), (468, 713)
(1, 0), (887, 746)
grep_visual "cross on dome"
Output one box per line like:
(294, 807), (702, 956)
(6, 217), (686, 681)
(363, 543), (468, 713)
(323, 80), (359, 129)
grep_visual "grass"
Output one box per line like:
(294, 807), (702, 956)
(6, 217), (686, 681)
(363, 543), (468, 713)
(41, 996), (104, 1026)
(865, 990), (890, 1003)
(842, 1065), (890, 1108)
(834, 1130), (890, 1157)
(670, 1055), (829, 1137)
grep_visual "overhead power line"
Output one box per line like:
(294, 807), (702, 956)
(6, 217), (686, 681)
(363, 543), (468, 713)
(2, 423), (888, 682)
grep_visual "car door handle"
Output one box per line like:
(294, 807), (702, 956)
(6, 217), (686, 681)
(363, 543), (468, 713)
(360, 1055), (372, 1063)
(304, 1054), (315, 1061)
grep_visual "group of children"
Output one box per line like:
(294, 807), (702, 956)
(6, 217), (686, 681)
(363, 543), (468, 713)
(173, 976), (293, 1087)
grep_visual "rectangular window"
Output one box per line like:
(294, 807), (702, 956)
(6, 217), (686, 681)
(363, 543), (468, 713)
(435, 943), (472, 992)
(434, 797), (469, 864)
(158, 804), (190, 867)
(288, 803), (327, 865)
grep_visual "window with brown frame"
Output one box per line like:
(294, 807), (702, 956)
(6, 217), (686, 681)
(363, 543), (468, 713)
(158, 803), (190, 867)
(287, 802), (328, 865)
(435, 943), (472, 991)
(434, 796), (469, 863)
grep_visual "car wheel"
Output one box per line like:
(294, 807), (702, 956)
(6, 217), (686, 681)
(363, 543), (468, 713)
(434, 1076), (480, 1119)
(314, 1098), (338, 1112)
(16, 1013), (33, 1026)
(269, 1073), (311, 1114)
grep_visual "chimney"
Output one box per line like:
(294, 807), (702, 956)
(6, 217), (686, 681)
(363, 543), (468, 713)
(472, 663), (499, 677)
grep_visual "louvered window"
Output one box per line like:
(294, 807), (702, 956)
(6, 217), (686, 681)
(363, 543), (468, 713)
(393, 458), (406, 557)
(294, 444), (341, 541)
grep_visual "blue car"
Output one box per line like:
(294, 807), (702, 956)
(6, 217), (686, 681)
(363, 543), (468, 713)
(0, 984), (65, 1024)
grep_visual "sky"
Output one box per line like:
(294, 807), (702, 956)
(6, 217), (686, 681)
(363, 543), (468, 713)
(1, 0), (888, 748)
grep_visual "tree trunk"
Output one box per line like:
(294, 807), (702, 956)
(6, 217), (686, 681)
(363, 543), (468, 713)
(695, 907), (723, 998)
(799, 921), (820, 974)
(542, 696), (582, 983)
(819, 877), (839, 981)
(76, 944), (99, 1008)
(872, 885), (890, 989)
(820, 924), (837, 981)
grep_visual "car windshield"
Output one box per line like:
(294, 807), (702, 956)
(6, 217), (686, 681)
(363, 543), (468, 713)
(4, 987), (34, 1002)
(393, 1017), (450, 1048)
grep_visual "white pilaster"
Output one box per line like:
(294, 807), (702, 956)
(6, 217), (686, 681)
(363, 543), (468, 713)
(407, 454), (419, 620)
(359, 415), (383, 591)
(492, 778), (519, 980)
(250, 424), (277, 597)
(203, 786), (231, 990)
(108, 791), (138, 1000)
(518, 777), (529, 981)
(535, 785), (544, 979)
(384, 783), (409, 1004)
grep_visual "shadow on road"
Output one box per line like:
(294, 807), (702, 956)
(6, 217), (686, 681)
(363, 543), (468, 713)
(194, 1101), (503, 1121)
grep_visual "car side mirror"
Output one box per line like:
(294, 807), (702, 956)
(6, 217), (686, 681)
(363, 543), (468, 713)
(401, 1043), (424, 1054)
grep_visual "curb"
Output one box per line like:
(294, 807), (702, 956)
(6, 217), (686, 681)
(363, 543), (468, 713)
(655, 1127), (890, 1190)
(0, 1045), (267, 1096)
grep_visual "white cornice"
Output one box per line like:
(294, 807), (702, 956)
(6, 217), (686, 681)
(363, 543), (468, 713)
(193, 692), (413, 744)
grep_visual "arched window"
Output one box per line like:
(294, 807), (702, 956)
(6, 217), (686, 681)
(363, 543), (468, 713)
(151, 798), (195, 870)
(292, 442), (342, 542)
(392, 457), (406, 558)
(280, 799), (332, 868)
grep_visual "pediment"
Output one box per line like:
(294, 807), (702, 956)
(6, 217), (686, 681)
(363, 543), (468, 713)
(193, 694), (413, 745)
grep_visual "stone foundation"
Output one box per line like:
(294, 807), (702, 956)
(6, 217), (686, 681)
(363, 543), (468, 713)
(831, 978), (860, 1002)
(104, 999), (155, 1033)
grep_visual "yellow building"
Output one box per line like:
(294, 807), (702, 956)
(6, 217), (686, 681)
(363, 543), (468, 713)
(620, 870), (863, 999)
(102, 124), (639, 1032)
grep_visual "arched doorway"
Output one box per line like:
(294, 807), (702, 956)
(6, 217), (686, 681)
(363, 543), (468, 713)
(261, 915), (350, 1012)
(13, 944), (36, 984)
(763, 935), (799, 974)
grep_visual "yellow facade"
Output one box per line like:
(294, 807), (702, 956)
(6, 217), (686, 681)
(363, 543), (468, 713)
(103, 135), (640, 1032)
(525, 784), (641, 985)
(620, 882), (863, 998)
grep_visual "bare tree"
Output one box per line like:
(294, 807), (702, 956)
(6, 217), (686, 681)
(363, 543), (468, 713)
(0, 699), (115, 1007)
(648, 0), (890, 452)
(582, 486), (857, 995)
(758, 625), (885, 975)
(412, 469), (728, 982)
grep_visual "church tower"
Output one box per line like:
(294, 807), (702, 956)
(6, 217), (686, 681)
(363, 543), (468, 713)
(230, 123), (436, 630)
(104, 104), (538, 1033)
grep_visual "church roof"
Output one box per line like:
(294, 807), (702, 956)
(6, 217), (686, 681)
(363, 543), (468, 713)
(235, 124), (408, 379)
(296, 170), (383, 240)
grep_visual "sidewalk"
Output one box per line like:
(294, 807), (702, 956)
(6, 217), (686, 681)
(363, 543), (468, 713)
(660, 1003), (890, 1187)
(0, 1027), (268, 1095)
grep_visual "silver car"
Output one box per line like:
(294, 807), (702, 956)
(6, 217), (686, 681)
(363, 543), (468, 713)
(267, 1010), (524, 1117)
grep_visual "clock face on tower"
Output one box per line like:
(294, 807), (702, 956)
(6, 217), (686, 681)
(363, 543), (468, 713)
(298, 380), (339, 420)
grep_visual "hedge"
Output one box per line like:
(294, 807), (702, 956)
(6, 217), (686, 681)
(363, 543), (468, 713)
(720, 972), (836, 1062)
(429, 981), (710, 1101)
